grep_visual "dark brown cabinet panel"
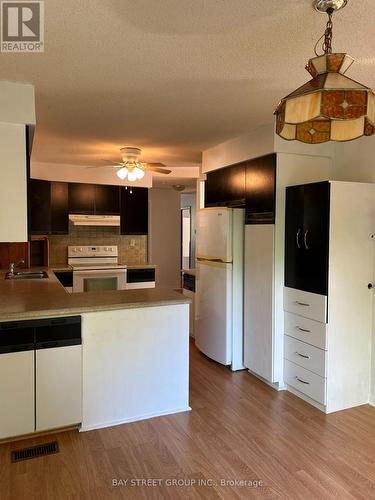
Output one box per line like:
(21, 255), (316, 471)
(285, 181), (330, 296)
(69, 183), (120, 215)
(68, 183), (95, 214)
(205, 163), (246, 208)
(29, 179), (51, 235)
(245, 154), (276, 224)
(51, 182), (69, 234)
(29, 180), (69, 235)
(120, 187), (149, 235)
(94, 185), (120, 215)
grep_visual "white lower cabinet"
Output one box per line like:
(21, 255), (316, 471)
(0, 351), (35, 439)
(36, 345), (82, 432)
(0, 316), (82, 439)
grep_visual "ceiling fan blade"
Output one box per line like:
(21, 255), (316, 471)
(85, 164), (120, 169)
(101, 159), (125, 166)
(147, 166), (172, 175)
(147, 162), (167, 168)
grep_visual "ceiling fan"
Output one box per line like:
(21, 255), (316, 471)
(99, 147), (171, 182)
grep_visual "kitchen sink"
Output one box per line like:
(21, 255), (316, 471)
(5, 271), (49, 280)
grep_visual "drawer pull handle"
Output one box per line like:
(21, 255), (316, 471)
(295, 352), (310, 359)
(295, 326), (311, 333)
(295, 376), (310, 385)
(294, 301), (310, 307)
(296, 228), (301, 249)
(304, 230), (310, 250)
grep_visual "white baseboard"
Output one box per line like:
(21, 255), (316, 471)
(368, 397), (375, 407)
(247, 369), (286, 391)
(80, 406), (192, 432)
(286, 384), (326, 412)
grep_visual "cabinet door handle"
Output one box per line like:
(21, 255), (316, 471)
(296, 228), (301, 249)
(295, 352), (310, 359)
(294, 301), (310, 307)
(304, 230), (310, 250)
(295, 376), (310, 385)
(295, 326), (311, 333)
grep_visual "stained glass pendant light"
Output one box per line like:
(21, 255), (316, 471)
(275, 0), (375, 144)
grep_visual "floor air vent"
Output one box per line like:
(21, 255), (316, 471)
(11, 441), (59, 463)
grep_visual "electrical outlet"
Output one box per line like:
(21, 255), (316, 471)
(130, 239), (136, 248)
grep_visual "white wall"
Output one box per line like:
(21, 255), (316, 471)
(149, 188), (181, 289)
(332, 136), (375, 183)
(0, 81), (35, 243)
(81, 305), (190, 431)
(202, 124), (275, 173)
(0, 81), (35, 126)
(0, 122), (28, 242)
(330, 137), (375, 404)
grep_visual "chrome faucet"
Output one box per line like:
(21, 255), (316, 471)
(8, 260), (25, 276)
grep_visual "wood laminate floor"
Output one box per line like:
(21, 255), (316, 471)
(2, 342), (375, 499)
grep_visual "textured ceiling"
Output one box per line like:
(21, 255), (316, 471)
(1, 0), (374, 173)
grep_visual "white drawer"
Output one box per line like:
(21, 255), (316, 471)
(284, 312), (327, 350)
(284, 336), (326, 377)
(284, 287), (327, 323)
(284, 359), (326, 405)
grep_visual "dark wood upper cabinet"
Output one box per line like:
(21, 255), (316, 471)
(51, 182), (69, 234)
(69, 183), (120, 215)
(245, 154), (276, 224)
(68, 183), (95, 214)
(29, 180), (69, 235)
(94, 185), (120, 215)
(205, 163), (246, 208)
(285, 181), (330, 296)
(29, 179), (51, 235)
(120, 187), (149, 235)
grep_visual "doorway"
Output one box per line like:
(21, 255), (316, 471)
(181, 207), (191, 270)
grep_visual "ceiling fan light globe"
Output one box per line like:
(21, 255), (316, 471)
(127, 171), (137, 182)
(117, 167), (128, 180)
(135, 167), (145, 180)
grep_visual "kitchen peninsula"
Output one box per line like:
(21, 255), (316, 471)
(0, 270), (190, 439)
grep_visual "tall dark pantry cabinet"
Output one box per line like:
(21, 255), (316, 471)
(283, 181), (374, 413)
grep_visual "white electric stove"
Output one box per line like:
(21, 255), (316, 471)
(68, 246), (127, 293)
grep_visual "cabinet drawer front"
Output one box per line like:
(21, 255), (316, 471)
(284, 359), (326, 405)
(284, 287), (327, 323)
(284, 336), (326, 377)
(284, 312), (327, 350)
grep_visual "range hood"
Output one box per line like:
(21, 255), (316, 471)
(69, 214), (120, 227)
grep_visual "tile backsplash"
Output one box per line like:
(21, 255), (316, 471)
(47, 225), (148, 265)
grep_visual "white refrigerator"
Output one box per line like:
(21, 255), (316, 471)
(195, 207), (244, 371)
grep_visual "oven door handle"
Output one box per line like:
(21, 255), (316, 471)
(73, 269), (127, 277)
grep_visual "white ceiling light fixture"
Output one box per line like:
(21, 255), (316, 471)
(91, 147), (172, 182)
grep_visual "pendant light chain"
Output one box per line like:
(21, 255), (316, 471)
(322, 9), (334, 54)
(314, 7), (334, 56)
